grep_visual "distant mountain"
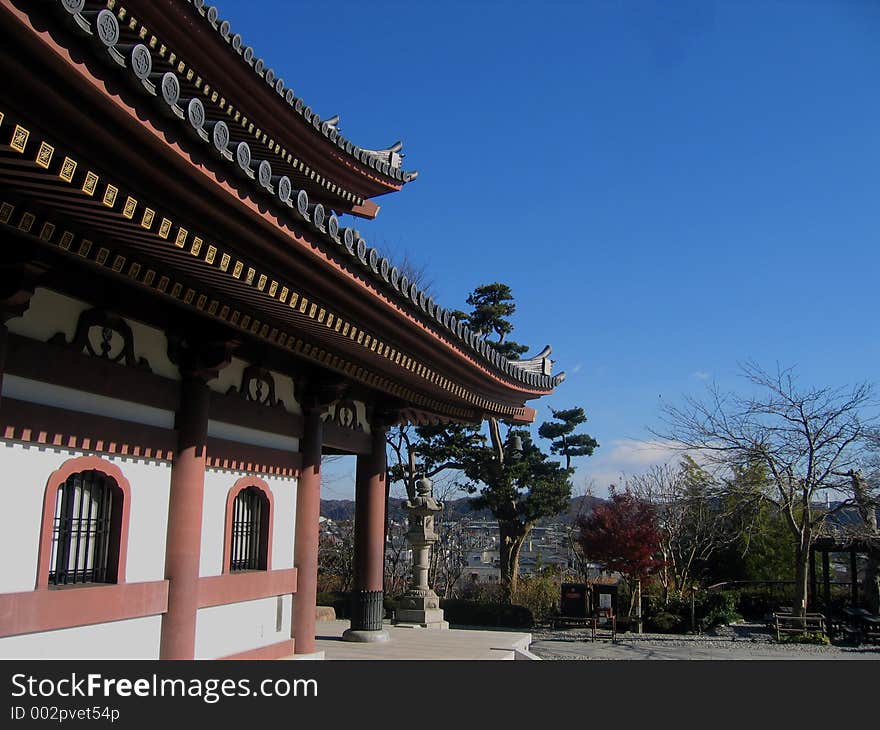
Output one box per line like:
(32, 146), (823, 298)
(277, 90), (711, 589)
(320, 499), (360, 522)
(320, 493), (605, 524)
(559, 494), (606, 524)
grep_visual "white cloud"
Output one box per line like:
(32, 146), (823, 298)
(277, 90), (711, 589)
(692, 371), (710, 380)
(576, 439), (685, 496)
(570, 362), (583, 374)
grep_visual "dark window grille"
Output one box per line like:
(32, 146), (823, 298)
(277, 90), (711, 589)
(230, 487), (268, 572)
(49, 470), (118, 586)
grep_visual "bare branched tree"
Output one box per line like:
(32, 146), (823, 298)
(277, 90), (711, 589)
(373, 242), (436, 299)
(565, 479), (599, 581)
(656, 362), (877, 616)
(383, 519), (410, 597)
(627, 458), (745, 602)
(428, 474), (472, 597)
(317, 519), (354, 593)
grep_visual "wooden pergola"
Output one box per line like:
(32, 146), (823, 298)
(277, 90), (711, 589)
(809, 535), (878, 612)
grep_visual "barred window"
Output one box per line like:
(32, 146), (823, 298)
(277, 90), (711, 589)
(229, 486), (270, 572)
(49, 470), (122, 586)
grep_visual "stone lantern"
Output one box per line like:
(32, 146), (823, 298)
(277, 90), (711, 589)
(394, 476), (449, 629)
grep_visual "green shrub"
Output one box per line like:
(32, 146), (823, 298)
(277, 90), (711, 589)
(439, 599), (533, 628)
(777, 632), (830, 646)
(640, 594), (665, 620)
(703, 607), (743, 629)
(458, 581), (506, 604)
(701, 591), (741, 628)
(513, 574), (560, 623)
(648, 611), (684, 633)
(315, 591), (351, 619)
(642, 592), (705, 633)
(731, 589), (781, 620)
(315, 592), (400, 621)
(726, 587), (805, 620)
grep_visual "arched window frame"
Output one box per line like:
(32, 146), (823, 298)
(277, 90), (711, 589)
(36, 456), (132, 589)
(223, 476), (274, 573)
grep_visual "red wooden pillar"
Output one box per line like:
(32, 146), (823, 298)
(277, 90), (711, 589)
(159, 374), (210, 659)
(292, 407), (324, 654)
(160, 338), (230, 660)
(344, 424), (389, 642)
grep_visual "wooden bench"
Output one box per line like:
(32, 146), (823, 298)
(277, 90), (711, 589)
(551, 615), (594, 630)
(862, 616), (880, 644)
(773, 612), (826, 641)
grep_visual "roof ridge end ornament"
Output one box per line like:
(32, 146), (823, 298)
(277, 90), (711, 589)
(182, 0), (417, 183)
(361, 141), (405, 170)
(509, 345), (554, 377)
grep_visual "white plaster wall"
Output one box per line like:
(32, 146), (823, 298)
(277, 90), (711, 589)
(0, 616), (161, 659)
(194, 595), (292, 659)
(2, 376), (174, 430)
(5, 287), (180, 380)
(0, 443), (171, 593)
(5, 287), (87, 343)
(127, 319), (179, 381)
(208, 355), (248, 399)
(120, 460), (171, 584)
(208, 356), (301, 415)
(273, 370), (301, 414)
(207, 419), (298, 452)
(199, 470), (297, 577)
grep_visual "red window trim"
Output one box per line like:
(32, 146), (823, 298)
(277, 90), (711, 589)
(36, 456), (132, 589)
(222, 476), (274, 573)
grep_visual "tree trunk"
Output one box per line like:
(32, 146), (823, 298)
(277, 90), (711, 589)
(793, 531), (811, 617)
(635, 579), (643, 633)
(499, 520), (529, 603)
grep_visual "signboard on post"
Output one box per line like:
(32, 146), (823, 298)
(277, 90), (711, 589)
(560, 582), (589, 618)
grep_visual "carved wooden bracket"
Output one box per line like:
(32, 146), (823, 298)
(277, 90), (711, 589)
(0, 262), (46, 324)
(227, 364), (284, 409)
(333, 398), (362, 431)
(298, 377), (350, 416)
(367, 398), (407, 431)
(49, 309), (150, 371)
(167, 334), (236, 381)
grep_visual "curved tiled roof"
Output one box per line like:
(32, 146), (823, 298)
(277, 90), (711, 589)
(48, 0), (564, 394)
(186, 0), (418, 185)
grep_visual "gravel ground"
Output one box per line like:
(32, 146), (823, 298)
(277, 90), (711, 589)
(529, 623), (880, 660)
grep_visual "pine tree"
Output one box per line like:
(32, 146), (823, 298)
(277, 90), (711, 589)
(538, 407), (599, 470)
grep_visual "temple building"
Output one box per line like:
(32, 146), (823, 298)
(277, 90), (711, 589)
(0, 0), (562, 659)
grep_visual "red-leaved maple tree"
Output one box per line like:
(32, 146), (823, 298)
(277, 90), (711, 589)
(577, 489), (661, 604)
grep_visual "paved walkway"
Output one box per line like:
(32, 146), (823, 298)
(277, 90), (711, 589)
(308, 620), (533, 660)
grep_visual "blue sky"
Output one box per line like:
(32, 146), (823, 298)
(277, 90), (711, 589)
(216, 1), (880, 497)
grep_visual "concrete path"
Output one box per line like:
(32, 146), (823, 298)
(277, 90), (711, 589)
(309, 620), (533, 660)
